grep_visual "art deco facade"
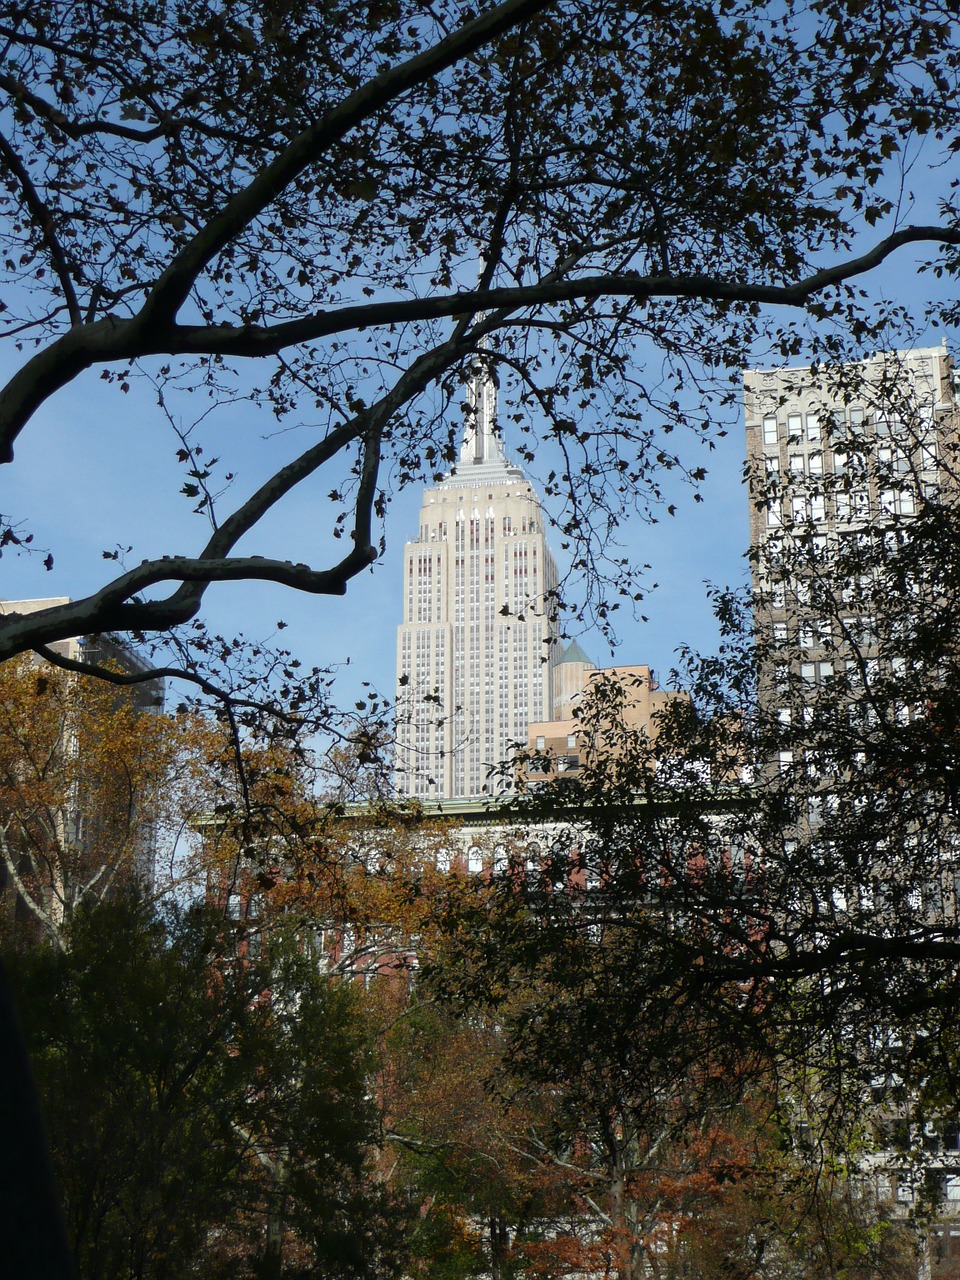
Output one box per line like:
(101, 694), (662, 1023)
(395, 363), (559, 800)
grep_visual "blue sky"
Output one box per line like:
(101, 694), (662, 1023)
(0, 337), (748, 697)
(2, 238), (957, 713)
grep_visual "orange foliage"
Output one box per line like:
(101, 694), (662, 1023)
(0, 655), (209, 946)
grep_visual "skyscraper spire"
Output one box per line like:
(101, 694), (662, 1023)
(459, 352), (508, 469)
(395, 344), (559, 800)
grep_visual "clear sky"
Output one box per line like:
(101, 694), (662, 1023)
(0, 337), (747, 696)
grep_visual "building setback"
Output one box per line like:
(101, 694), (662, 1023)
(395, 360), (558, 800)
(525, 643), (686, 786)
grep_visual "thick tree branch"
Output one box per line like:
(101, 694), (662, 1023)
(678, 920), (960, 989)
(161, 223), (960, 356)
(134, 0), (558, 331)
(0, 551), (375, 663)
(2, 222), (958, 464)
(0, 325), (475, 659)
(0, 315), (131, 462)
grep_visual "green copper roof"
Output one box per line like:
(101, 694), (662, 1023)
(558, 639), (594, 667)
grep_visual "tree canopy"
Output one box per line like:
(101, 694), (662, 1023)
(0, 652), (214, 946)
(8, 891), (404, 1280)
(0, 0), (959, 683)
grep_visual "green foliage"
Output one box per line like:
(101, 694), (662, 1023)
(6, 892), (403, 1280)
(417, 625), (960, 1277)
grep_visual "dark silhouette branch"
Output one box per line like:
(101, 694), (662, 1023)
(161, 224), (960, 355)
(0, 128), (80, 325)
(133, 0), (558, 332)
(0, 324), (473, 660)
(3, 221), (959, 465)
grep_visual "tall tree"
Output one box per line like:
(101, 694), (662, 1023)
(0, 654), (209, 948)
(7, 891), (404, 1280)
(382, 999), (564, 1280)
(422, 824), (915, 1280)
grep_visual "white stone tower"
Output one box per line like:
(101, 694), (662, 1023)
(395, 357), (558, 800)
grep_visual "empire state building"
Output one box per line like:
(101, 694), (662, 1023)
(395, 361), (558, 800)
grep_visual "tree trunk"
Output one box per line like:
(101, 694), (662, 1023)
(489, 1214), (510, 1280)
(0, 957), (78, 1279)
(262, 1161), (286, 1279)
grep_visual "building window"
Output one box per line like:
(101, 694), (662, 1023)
(762, 415), (779, 445)
(806, 413), (821, 442)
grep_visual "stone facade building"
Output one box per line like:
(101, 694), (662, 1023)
(744, 343), (959, 742)
(395, 361), (559, 800)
